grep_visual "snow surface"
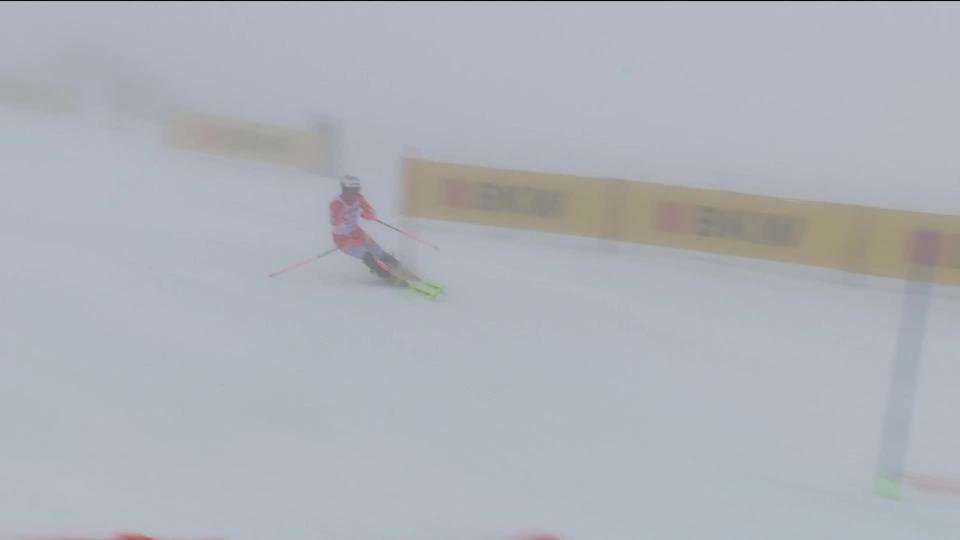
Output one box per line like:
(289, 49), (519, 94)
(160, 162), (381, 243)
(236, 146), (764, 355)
(1, 112), (959, 540)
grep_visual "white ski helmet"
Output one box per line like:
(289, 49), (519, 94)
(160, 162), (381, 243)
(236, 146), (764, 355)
(340, 175), (362, 192)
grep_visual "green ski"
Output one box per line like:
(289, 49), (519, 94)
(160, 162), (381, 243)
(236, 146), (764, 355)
(406, 279), (445, 300)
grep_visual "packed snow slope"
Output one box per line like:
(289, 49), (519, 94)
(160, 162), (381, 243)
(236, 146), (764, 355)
(1, 113), (958, 540)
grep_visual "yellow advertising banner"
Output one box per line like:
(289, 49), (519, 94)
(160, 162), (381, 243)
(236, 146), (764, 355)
(403, 159), (629, 241)
(862, 208), (960, 285)
(403, 158), (960, 286)
(166, 110), (336, 174)
(0, 77), (79, 115)
(623, 181), (859, 273)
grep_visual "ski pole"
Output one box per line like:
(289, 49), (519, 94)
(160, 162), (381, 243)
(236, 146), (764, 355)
(269, 247), (338, 278)
(376, 219), (440, 251)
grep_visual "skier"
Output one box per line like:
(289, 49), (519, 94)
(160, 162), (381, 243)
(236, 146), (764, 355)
(329, 175), (406, 284)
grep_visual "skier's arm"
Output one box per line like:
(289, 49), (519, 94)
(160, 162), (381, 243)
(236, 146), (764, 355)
(359, 195), (377, 220)
(330, 200), (349, 249)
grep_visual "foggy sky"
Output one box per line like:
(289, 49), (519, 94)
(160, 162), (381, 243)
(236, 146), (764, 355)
(2, 1), (959, 213)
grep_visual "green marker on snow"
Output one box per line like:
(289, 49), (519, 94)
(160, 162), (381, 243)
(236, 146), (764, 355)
(874, 477), (902, 500)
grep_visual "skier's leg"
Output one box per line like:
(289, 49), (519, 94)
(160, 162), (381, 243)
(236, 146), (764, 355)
(380, 251), (400, 267)
(361, 252), (395, 280)
(349, 241), (402, 283)
(364, 237), (388, 261)
(366, 237), (410, 282)
(359, 234), (406, 270)
(361, 235), (405, 272)
(345, 232), (406, 284)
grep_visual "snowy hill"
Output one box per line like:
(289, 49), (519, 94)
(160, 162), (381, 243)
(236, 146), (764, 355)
(1, 112), (958, 540)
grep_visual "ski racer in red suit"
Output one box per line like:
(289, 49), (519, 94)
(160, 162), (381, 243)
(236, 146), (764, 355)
(330, 175), (402, 281)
